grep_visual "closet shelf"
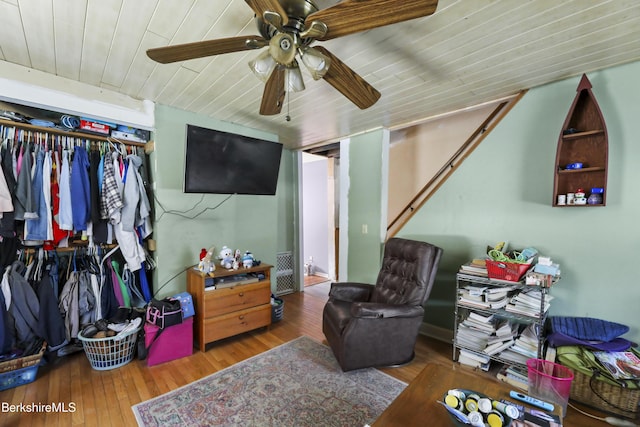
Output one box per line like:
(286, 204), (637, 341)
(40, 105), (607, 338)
(22, 243), (118, 254)
(0, 118), (154, 153)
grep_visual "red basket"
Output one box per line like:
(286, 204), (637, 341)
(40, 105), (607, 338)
(485, 260), (531, 282)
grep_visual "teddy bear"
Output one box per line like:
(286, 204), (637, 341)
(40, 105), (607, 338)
(242, 251), (255, 268)
(218, 246), (235, 269)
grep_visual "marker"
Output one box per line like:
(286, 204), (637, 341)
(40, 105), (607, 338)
(509, 390), (555, 412)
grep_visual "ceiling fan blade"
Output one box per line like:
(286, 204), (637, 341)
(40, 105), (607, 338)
(147, 36), (266, 64)
(314, 46), (380, 110)
(245, 0), (289, 26)
(306, 0), (438, 41)
(260, 66), (286, 115)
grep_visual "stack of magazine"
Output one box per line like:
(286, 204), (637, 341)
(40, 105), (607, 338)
(505, 288), (553, 317)
(458, 284), (516, 310)
(459, 259), (488, 277)
(496, 364), (528, 390)
(456, 312), (521, 361)
(593, 350), (640, 379)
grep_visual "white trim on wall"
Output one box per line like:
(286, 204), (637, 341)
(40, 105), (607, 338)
(339, 138), (350, 281)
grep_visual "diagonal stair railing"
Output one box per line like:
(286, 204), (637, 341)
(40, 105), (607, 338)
(386, 90), (527, 238)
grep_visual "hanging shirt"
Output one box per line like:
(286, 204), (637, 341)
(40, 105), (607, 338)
(46, 150), (70, 248)
(100, 151), (124, 222)
(14, 143), (36, 220)
(43, 151), (53, 241)
(0, 160), (14, 215)
(70, 145), (91, 231)
(90, 149), (108, 243)
(58, 149), (73, 230)
(25, 148), (48, 241)
(122, 154), (152, 237)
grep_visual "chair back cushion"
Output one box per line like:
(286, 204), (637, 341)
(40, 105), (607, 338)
(371, 238), (443, 306)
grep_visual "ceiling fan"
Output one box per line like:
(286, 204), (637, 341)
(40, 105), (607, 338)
(146, 0), (439, 116)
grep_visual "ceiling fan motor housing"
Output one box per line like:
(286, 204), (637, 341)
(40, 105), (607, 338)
(256, 0), (319, 40)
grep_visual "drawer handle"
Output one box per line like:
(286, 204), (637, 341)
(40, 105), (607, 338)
(239, 315), (245, 320)
(238, 292), (244, 297)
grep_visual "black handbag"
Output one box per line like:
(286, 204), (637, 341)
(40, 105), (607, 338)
(146, 297), (183, 330)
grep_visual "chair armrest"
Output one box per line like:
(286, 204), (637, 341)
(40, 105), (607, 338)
(328, 282), (373, 302)
(351, 302), (424, 319)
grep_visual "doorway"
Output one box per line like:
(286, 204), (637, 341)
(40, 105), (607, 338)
(300, 150), (338, 289)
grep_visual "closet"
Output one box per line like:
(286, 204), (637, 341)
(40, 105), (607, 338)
(0, 111), (155, 361)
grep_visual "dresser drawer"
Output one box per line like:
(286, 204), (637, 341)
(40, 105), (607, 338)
(203, 304), (271, 343)
(203, 281), (270, 317)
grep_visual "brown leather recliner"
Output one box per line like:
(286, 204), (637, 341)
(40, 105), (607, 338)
(322, 237), (443, 371)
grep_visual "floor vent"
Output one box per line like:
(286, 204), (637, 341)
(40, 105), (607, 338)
(275, 251), (295, 295)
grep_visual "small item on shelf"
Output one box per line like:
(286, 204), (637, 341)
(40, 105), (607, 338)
(587, 187), (604, 205)
(573, 188), (587, 205)
(567, 192), (575, 204)
(565, 162), (583, 170)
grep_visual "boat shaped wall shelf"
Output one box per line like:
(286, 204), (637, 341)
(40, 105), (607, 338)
(553, 74), (608, 207)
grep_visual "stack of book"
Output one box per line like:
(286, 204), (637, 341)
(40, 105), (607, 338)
(500, 323), (538, 365)
(496, 364), (529, 390)
(456, 312), (520, 358)
(458, 284), (515, 310)
(509, 323), (540, 359)
(505, 289), (553, 317)
(458, 348), (491, 371)
(458, 284), (490, 309)
(483, 320), (518, 356)
(484, 287), (512, 309)
(459, 259), (488, 277)
(455, 312), (495, 351)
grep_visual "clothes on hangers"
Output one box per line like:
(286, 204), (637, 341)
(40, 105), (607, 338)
(0, 154), (13, 215)
(70, 145), (90, 231)
(3, 261), (40, 349)
(13, 142), (35, 221)
(122, 154), (152, 237)
(0, 125), (156, 359)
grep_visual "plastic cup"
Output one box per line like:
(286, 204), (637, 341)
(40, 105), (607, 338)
(527, 358), (574, 418)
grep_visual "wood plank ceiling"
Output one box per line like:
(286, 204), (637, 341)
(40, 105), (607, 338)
(0, 0), (639, 150)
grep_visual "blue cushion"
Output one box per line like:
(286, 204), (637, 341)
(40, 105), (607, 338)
(551, 316), (629, 342)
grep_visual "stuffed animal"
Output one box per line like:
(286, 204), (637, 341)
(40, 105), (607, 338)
(197, 246), (216, 275)
(219, 246), (234, 269)
(242, 251), (255, 268)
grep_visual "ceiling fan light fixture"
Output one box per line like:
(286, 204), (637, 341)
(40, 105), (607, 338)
(249, 50), (277, 82)
(300, 46), (331, 80)
(285, 63), (305, 92)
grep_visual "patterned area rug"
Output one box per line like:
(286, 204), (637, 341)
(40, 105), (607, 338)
(132, 336), (406, 427)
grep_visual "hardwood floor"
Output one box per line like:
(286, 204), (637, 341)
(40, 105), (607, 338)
(0, 287), (607, 426)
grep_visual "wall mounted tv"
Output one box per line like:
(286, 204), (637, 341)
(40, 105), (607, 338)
(184, 124), (283, 195)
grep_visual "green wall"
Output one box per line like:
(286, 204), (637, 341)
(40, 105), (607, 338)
(150, 104), (295, 297)
(345, 130), (388, 283)
(396, 61), (640, 344)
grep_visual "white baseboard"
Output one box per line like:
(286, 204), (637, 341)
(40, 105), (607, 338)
(419, 323), (453, 344)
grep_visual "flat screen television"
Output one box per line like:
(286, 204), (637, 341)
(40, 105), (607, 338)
(184, 124), (283, 195)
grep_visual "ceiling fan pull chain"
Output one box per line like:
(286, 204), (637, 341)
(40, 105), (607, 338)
(286, 90), (291, 122)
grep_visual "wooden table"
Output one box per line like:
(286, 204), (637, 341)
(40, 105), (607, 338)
(373, 363), (599, 426)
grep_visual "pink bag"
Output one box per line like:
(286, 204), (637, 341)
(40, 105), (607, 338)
(144, 318), (193, 366)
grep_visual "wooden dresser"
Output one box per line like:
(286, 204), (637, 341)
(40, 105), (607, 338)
(186, 263), (272, 351)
